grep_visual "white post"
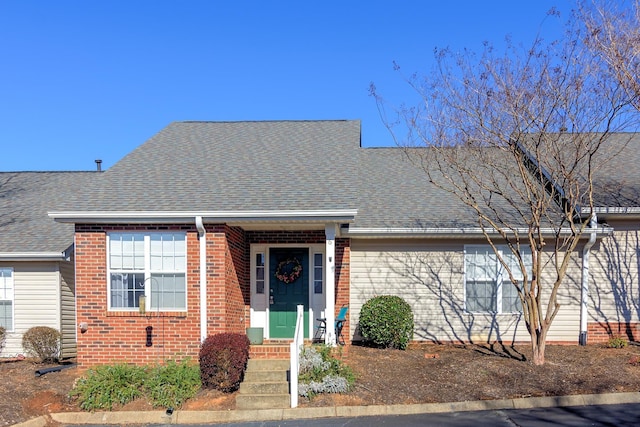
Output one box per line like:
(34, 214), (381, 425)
(325, 224), (336, 345)
(290, 304), (304, 408)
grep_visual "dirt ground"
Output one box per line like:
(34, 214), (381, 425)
(3, 343), (640, 426)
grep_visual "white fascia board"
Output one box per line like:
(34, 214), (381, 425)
(344, 226), (613, 239)
(0, 252), (67, 261)
(48, 210), (358, 224)
(581, 206), (640, 218)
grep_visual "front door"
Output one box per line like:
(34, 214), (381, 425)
(269, 248), (309, 338)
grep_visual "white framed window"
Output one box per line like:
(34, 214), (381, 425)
(108, 232), (186, 311)
(464, 245), (531, 314)
(0, 268), (14, 331)
(255, 252), (265, 294)
(313, 252), (323, 294)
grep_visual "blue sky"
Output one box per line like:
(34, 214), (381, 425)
(0, 1), (570, 171)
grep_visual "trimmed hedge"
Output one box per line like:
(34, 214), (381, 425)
(199, 332), (250, 392)
(359, 295), (414, 350)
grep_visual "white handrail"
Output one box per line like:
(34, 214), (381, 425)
(290, 304), (304, 408)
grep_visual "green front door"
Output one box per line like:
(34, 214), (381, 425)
(269, 248), (309, 338)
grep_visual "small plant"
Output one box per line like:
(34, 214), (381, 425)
(70, 364), (147, 410)
(22, 326), (61, 362)
(607, 335), (628, 349)
(199, 332), (250, 392)
(0, 326), (6, 353)
(298, 345), (355, 398)
(358, 295), (414, 350)
(145, 359), (201, 408)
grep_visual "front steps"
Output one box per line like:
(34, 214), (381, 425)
(236, 358), (290, 410)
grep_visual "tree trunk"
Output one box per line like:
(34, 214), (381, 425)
(531, 329), (547, 365)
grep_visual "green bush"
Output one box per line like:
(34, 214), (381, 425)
(607, 335), (628, 349)
(359, 295), (414, 350)
(22, 326), (61, 362)
(70, 364), (147, 410)
(145, 359), (201, 408)
(70, 359), (203, 411)
(199, 333), (250, 392)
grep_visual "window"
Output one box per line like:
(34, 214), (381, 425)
(255, 253), (265, 294)
(0, 268), (13, 330)
(465, 246), (531, 314)
(108, 233), (186, 311)
(313, 253), (323, 294)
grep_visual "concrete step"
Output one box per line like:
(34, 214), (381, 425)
(239, 381), (289, 395)
(236, 358), (290, 410)
(244, 369), (288, 383)
(247, 358), (289, 371)
(235, 393), (290, 410)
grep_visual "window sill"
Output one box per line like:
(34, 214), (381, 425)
(106, 310), (187, 318)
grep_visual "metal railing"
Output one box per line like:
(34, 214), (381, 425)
(289, 304), (304, 408)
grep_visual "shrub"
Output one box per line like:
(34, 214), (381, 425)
(199, 332), (250, 392)
(607, 335), (628, 349)
(22, 326), (61, 362)
(298, 345), (355, 398)
(0, 326), (6, 352)
(145, 359), (201, 408)
(359, 295), (414, 350)
(70, 364), (146, 410)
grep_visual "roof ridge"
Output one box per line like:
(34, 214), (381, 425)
(0, 170), (100, 174)
(177, 119), (357, 124)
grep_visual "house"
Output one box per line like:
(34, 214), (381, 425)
(0, 171), (98, 358)
(42, 120), (640, 367)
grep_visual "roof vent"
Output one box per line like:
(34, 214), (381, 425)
(95, 159), (102, 172)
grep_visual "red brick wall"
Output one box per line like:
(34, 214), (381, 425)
(587, 321), (640, 343)
(74, 225), (350, 366)
(205, 225), (226, 336)
(224, 225), (248, 332)
(74, 224), (201, 367)
(336, 238), (351, 344)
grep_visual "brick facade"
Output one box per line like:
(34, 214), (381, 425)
(75, 224), (201, 367)
(74, 225), (350, 366)
(587, 321), (640, 343)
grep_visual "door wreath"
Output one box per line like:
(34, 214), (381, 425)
(275, 257), (302, 284)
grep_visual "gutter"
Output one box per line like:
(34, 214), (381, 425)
(195, 216), (207, 343)
(0, 252), (68, 261)
(48, 209), (358, 224)
(342, 226), (613, 239)
(579, 214), (598, 346)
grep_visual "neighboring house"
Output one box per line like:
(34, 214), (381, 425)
(42, 120), (640, 367)
(0, 171), (98, 358)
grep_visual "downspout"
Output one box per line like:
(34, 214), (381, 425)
(195, 216), (207, 342)
(579, 214), (597, 346)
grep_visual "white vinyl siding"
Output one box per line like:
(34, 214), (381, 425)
(588, 221), (640, 324)
(350, 239), (581, 345)
(59, 260), (77, 358)
(0, 263), (61, 357)
(108, 233), (186, 312)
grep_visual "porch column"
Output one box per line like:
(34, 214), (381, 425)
(325, 224), (336, 345)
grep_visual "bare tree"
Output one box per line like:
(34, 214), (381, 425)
(371, 8), (639, 365)
(580, 0), (640, 110)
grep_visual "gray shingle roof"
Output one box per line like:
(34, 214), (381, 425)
(57, 120), (362, 213)
(0, 171), (100, 254)
(37, 122), (640, 235)
(590, 133), (640, 208)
